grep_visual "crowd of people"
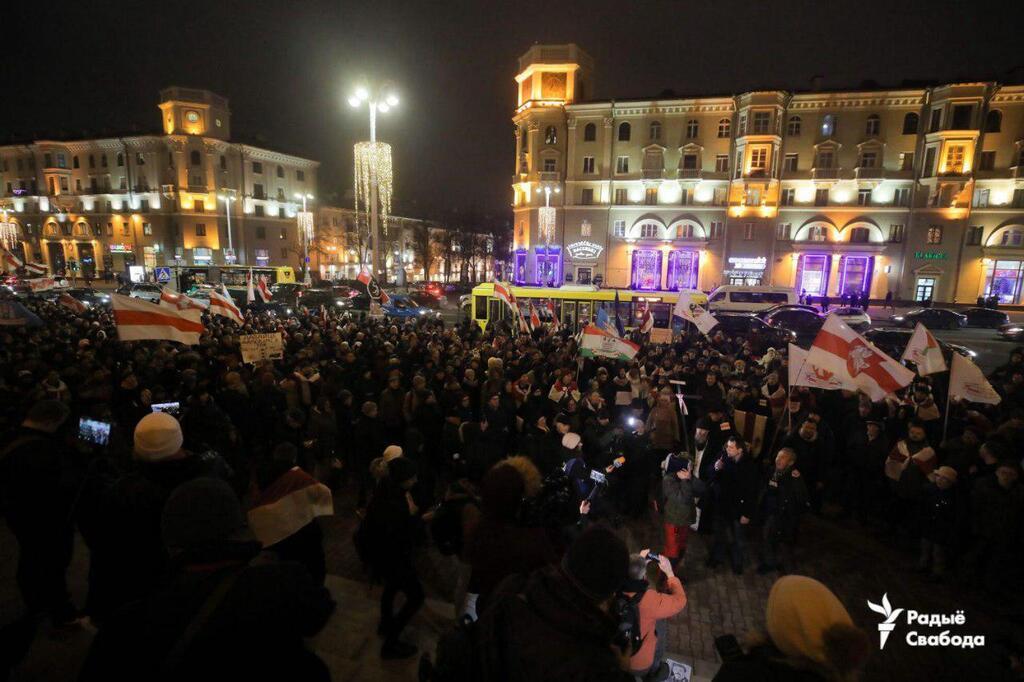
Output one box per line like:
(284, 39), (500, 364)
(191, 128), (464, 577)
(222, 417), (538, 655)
(1, 285), (1023, 681)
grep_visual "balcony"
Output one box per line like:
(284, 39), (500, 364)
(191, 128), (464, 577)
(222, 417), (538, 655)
(855, 167), (884, 180)
(539, 171), (560, 182)
(642, 169), (664, 180)
(677, 168), (702, 180)
(744, 168), (768, 179)
(812, 167), (839, 181)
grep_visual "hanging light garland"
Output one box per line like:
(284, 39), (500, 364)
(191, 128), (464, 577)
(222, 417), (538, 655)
(354, 141), (393, 237)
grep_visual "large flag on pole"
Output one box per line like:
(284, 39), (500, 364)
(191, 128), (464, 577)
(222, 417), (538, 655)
(492, 281), (528, 333)
(794, 315), (914, 400)
(111, 294), (203, 345)
(210, 285), (245, 326)
(356, 270), (390, 305)
(546, 300), (561, 332)
(25, 262), (47, 276)
(256, 275), (272, 303)
(1, 247), (23, 272)
(247, 269), (256, 304)
(788, 343), (808, 388)
(949, 353), (1001, 404)
(595, 305), (618, 337)
(673, 296), (718, 335)
(58, 292), (87, 314)
(528, 301), (542, 331)
(901, 322), (948, 375)
(160, 289), (205, 311)
(579, 324), (640, 361)
(639, 307), (654, 335)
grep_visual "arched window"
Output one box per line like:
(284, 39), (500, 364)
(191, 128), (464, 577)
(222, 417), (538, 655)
(678, 223), (695, 239)
(75, 222), (89, 236)
(999, 228), (1023, 246)
(866, 114), (880, 136)
(649, 120), (661, 141)
(849, 227), (870, 243)
(821, 114), (836, 136)
(717, 118), (731, 138)
(618, 122), (631, 141)
(639, 223), (659, 239)
(808, 225), (828, 241)
(544, 126), (557, 145)
(902, 112), (919, 135)
(583, 122), (596, 141)
(786, 116), (801, 136)
(276, 165), (285, 178)
(190, 150), (201, 165)
(686, 119), (699, 139)
(985, 109), (1002, 133)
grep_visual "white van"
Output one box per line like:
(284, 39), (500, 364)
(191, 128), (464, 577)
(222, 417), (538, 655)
(707, 285), (797, 313)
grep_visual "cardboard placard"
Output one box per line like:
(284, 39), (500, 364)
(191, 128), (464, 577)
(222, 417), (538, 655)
(239, 332), (284, 363)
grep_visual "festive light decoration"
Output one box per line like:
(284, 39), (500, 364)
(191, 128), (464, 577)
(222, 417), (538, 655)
(354, 141), (393, 238)
(0, 221), (17, 250)
(538, 206), (556, 244)
(297, 211), (314, 242)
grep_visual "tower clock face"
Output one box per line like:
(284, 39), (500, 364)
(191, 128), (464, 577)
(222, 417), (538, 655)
(185, 111), (200, 123)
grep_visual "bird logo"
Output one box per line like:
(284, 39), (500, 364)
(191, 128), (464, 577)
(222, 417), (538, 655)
(867, 593), (903, 649)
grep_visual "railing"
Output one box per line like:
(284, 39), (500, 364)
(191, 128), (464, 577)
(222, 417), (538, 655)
(812, 167), (839, 180)
(677, 168), (702, 179)
(642, 169), (664, 180)
(539, 171), (560, 182)
(744, 168), (768, 178)
(855, 167), (884, 180)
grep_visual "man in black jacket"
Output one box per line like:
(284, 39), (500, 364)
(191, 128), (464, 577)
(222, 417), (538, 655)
(756, 448), (808, 574)
(707, 436), (759, 574)
(0, 400), (79, 625)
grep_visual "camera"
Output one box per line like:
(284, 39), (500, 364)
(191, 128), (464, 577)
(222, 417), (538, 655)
(78, 418), (111, 446)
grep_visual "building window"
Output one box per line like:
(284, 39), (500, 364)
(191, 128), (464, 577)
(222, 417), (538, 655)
(649, 121), (661, 141)
(717, 118), (730, 138)
(857, 189), (872, 206)
(686, 119), (698, 139)
(115, 152), (124, 167)
(583, 123), (596, 141)
(582, 156), (595, 173)
(612, 220), (626, 237)
(927, 225), (943, 244)
(923, 147), (937, 177)
(889, 224), (905, 242)
(639, 223), (659, 239)
(781, 188), (795, 205)
(614, 188), (628, 204)
(821, 114), (836, 136)
(787, 116), (801, 136)
(681, 153), (698, 170)
(749, 147), (767, 175)
(745, 188), (761, 206)
(974, 188), (990, 208)
(850, 227), (870, 243)
(893, 188), (910, 206)
(580, 188), (594, 205)
(276, 165), (284, 178)
(72, 155), (80, 169)
(899, 152), (915, 171)
(859, 151), (877, 168)
(984, 109), (1002, 133)
(734, 151), (743, 179)
(966, 226), (983, 245)
(815, 150), (834, 168)
(713, 187), (727, 205)
(903, 112), (919, 135)
(743, 223), (754, 240)
(296, 170), (305, 182)
(808, 225), (828, 242)
(195, 224), (206, 236)
(256, 225), (266, 239)
(752, 111), (770, 134)
(254, 205), (264, 217)
(618, 122), (631, 141)
(106, 223), (113, 236)
(999, 229), (1023, 246)
(678, 223), (695, 238)
(814, 188), (829, 206)
(143, 223), (152, 235)
(119, 176), (127, 190)
(978, 150), (995, 171)
(929, 108), (942, 133)
(709, 221), (723, 239)
(776, 223), (791, 240)
(951, 104), (972, 129)
(543, 158), (556, 172)
(91, 223), (102, 237)
(645, 188), (658, 205)
(75, 179), (82, 192)
(136, 153), (145, 166)
(88, 154), (95, 169)
(715, 155), (729, 173)
(615, 156), (629, 174)
(255, 248), (270, 265)
(189, 150), (200, 165)
(252, 161), (263, 174)
(580, 220), (592, 237)
(679, 188), (691, 205)
(253, 183), (265, 199)
(544, 126), (557, 145)
(865, 114), (881, 136)
(219, 155), (227, 171)
(944, 145), (965, 174)
(56, 153), (66, 168)
(280, 227), (288, 239)
(783, 154), (798, 172)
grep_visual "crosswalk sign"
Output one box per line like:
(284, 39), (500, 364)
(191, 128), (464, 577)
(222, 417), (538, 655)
(155, 266), (172, 283)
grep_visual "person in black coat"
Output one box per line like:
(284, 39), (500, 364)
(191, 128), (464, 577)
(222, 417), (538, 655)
(756, 448), (808, 574)
(79, 478), (334, 681)
(916, 466), (964, 579)
(707, 436), (760, 574)
(0, 400), (79, 625)
(352, 401), (386, 508)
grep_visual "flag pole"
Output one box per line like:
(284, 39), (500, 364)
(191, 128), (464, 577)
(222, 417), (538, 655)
(942, 384), (952, 444)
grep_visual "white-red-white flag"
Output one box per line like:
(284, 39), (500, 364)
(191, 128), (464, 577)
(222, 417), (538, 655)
(1, 248), (24, 272)
(256, 275), (272, 303)
(949, 353), (1001, 405)
(528, 302), (542, 331)
(160, 289), (206, 311)
(794, 315), (914, 400)
(546, 300), (561, 331)
(788, 343), (808, 388)
(111, 293), (203, 345)
(246, 269), (256, 303)
(901, 322), (948, 375)
(209, 285), (244, 326)
(673, 297), (718, 335)
(25, 262), (47, 276)
(639, 307), (654, 334)
(58, 292), (87, 313)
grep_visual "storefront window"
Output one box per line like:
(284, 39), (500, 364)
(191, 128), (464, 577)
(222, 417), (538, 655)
(631, 249), (663, 290)
(143, 246), (158, 269)
(985, 260), (1024, 304)
(838, 255), (874, 296)
(535, 246), (561, 287)
(193, 247), (212, 264)
(796, 254), (831, 297)
(513, 249), (528, 285)
(255, 248), (270, 266)
(666, 250), (699, 290)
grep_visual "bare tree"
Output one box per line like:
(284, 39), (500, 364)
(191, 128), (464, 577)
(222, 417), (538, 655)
(410, 222), (433, 281)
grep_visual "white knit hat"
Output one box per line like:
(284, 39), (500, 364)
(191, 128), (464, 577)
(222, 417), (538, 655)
(382, 445), (404, 461)
(562, 432), (582, 450)
(134, 412), (184, 462)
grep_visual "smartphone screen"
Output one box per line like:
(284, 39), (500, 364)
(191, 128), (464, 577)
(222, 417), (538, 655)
(78, 418), (111, 446)
(589, 470), (607, 484)
(151, 402), (181, 416)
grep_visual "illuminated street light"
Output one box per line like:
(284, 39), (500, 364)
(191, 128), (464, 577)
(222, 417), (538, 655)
(217, 190), (237, 263)
(293, 192), (315, 284)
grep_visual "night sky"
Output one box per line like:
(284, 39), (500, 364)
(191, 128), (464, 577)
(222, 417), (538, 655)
(4, 0), (1021, 222)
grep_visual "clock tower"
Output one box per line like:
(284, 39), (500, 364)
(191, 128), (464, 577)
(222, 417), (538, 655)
(157, 87), (231, 140)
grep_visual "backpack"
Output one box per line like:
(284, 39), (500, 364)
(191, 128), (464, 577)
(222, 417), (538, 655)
(610, 590), (646, 655)
(430, 496), (478, 556)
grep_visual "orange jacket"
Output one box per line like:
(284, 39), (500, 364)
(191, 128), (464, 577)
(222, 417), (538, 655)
(627, 576), (687, 671)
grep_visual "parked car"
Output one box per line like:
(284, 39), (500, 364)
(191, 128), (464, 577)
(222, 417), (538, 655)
(827, 306), (872, 332)
(962, 307), (1010, 329)
(712, 312), (797, 347)
(708, 285), (797, 313)
(407, 291), (442, 309)
(888, 308), (967, 330)
(756, 303), (820, 319)
(762, 308), (826, 342)
(270, 282), (307, 305)
(120, 282), (163, 303)
(64, 287), (112, 308)
(864, 328), (976, 361)
(384, 293), (441, 319)
(998, 323), (1024, 342)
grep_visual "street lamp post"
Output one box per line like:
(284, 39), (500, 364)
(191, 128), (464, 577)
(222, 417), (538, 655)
(217, 190), (237, 264)
(348, 84), (398, 282)
(295, 192), (314, 284)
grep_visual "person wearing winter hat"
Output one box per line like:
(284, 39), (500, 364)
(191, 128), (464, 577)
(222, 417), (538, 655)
(133, 411), (184, 461)
(915, 465), (962, 579)
(713, 575), (869, 682)
(80, 477), (335, 681)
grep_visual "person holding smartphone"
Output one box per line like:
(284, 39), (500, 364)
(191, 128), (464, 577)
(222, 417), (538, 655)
(661, 453), (698, 574)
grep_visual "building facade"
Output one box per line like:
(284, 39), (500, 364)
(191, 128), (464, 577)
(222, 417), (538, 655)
(0, 87), (318, 278)
(512, 44), (1024, 304)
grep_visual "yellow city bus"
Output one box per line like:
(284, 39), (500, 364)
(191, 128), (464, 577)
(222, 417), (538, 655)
(178, 264), (296, 287)
(469, 283), (707, 331)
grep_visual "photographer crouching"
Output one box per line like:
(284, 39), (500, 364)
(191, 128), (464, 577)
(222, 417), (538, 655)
(621, 550), (688, 681)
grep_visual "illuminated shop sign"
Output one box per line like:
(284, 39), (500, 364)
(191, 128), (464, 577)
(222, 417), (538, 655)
(108, 243), (134, 253)
(727, 256), (767, 270)
(914, 251), (948, 260)
(566, 240), (604, 259)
